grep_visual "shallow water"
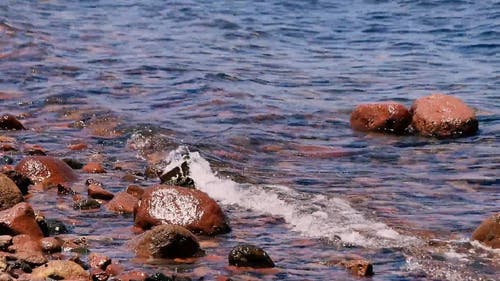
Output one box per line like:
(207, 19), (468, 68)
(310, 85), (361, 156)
(1, 0), (499, 280)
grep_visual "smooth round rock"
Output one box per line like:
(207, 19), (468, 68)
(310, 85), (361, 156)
(15, 156), (78, 187)
(0, 174), (23, 211)
(228, 244), (275, 268)
(350, 102), (411, 134)
(471, 213), (500, 249)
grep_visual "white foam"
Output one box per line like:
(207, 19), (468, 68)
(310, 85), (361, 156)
(162, 146), (419, 248)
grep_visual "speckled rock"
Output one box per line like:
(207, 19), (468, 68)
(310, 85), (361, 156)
(134, 185), (230, 235)
(0, 114), (25, 130)
(410, 93), (478, 138)
(134, 224), (201, 258)
(30, 260), (89, 280)
(88, 252), (111, 270)
(350, 102), (411, 134)
(340, 259), (374, 277)
(471, 213), (500, 249)
(228, 244), (275, 268)
(0, 174), (23, 211)
(0, 202), (43, 238)
(15, 156), (78, 187)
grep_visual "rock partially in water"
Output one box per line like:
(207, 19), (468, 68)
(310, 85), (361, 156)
(410, 93), (478, 138)
(0, 174), (23, 211)
(62, 158), (84, 170)
(106, 191), (138, 214)
(8, 234), (46, 266)
(37, 218), (69, 236)
(82, 162), (106, 174)
(126, 185), (144, 199)
(159, 161), (195, 188)
(0, 203), (43, 238)
(87, 182), (114, 200)
(73, 198), (101, 210)
(88, 252), (111, 270)
(0, 114), (25, 130)
(471, 213), (499, 249)
(350, 102), (411, 134)
(30, 260), (89, 280)
(228, 244), (275, 268)
(134, 185), (230, 235)
(2, 171), (32, 196)
(340, 259), (374, 277)
(15, 156), (78, 187)
(134, 224), (201, 259)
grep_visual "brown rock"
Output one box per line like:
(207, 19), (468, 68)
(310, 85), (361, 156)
(30, 260), (89, 280)
(410, 93), (478, 138)
(82, 162), (106, 173)
(471, 213), (500, 249)
(134, 185), (230, 235)
(134, 224), (201, 258)
(350, 102), (411, 134)
(228, 244), (275, 268)
(68, 142), (87, 151)
(0, 202), (43, 238)
(8, 234), (46, 266)
(40, 237), (63, 253)
(0, 174), (23, 211)
(126, 185), (144, 199)
(105, 263), (124, 276)
(88, 252), (111, 270)
(90, 268), (109, 281)
(115, 270), (147, 281)
(15, 156), (78, 187)
(88, 184), (114, 200)
(105, 191), (138, 214)
(0, 114), (25, 130)
(340, 259), (374, 277)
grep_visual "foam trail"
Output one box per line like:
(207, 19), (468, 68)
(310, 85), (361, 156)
(163, 146), (419, 248)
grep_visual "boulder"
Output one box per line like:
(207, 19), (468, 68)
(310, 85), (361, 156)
(30, 260), (89, 280)
(0, 174), (23, 211)
(134, 185), (230, 235)
(471, 213), (500, 249)
(350, 102), (411, 134)
(134, 224), (201, 259)
(8, 234), (46, 266)
(106, 191), (138, 214)
(0, 114), (25, 130)
(0, 202), (43, 238)
(15, 156), (78, 187)
(410, 93), (478, 138)
(228, 244), (275, 268)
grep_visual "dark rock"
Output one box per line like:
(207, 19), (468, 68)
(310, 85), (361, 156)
(410, 93), (478, 138)
(57, 184), (76, 196)
(90, 268), (109, 281)
(471, 213), (500, 249)
(340, 259), (374, 277)
(159, 162), (194, 188)
(134, 225), (201, 259)
(30, 260), (89, 280)
(0, 174), (23, 211)
(228, 244), (275, 268)
(2, 170), (32, 195)
(105, 191), (137, 214)
(73, 198), (101, 210)
(134, 185), (230, 235)
(0, 235), (12, 251)
(350, 102), (411, 134)
(0, 202), (44, 238)
(0, 156), (13, 165)
(15, 156), (78, 187)
(0, 114), (25, 130)
(62, 158), (84, 169)
(145, 272), (172, 281)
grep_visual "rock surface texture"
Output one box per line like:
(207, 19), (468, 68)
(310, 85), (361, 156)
(0, 202), (44, 238)
(228, 244), (275, 268)
(471, 213), (499, 249)
(350, 102), (411, 134)
(15, 156), (78, 187)
(0, 174), (23, 211)
(134, 224), (200, 258)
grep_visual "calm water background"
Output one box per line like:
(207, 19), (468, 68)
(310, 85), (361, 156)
(0, 0), (499, 280)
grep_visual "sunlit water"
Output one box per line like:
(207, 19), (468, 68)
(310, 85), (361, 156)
(1, 0), (499, 280)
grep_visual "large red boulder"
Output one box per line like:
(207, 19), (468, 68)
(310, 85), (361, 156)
(471, 213), (499, 249)
(0, 202), (43, 238)
(410, 94), (478, 138)
(15, 156), (78, 187)
(134, 185), (230, 235)
(134, 224), (200, 258)
(350, 102), (411, 134)
(0, 174), (23, 211)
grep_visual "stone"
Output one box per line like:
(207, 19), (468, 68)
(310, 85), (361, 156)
(88, 252), (111, 270)
(82, 162), (106, 173)
(134, 185), (230, 235)
(340, 259), (374, 277)
(62, 158), (84, 169)
(228, 244), (275, 268)
(15, 156), (78, 187)
(40, 237), (63, 253)
(410, 93), (478, 138)
(30, 260), (89, 280)
(2, 170), (32, 195)
(471, 213), (500, 249)
(0, 203), (43, 238)
(88, 183), (114, 200)
(105, 191), (138, 214)
(0, 235), (12, 250)
(350, 102), (411, 134)
(134, 225), (201, 259)
(0, 174), (23, 211)
(115, 270), (148, 281)
(8, 234), (46, 266)
(37, 218), (69, 236)
(90, 268), (109, 281)
(126, 185), (144, 199)
(105, 263), (124, 277)
(73, 198), (101, 210)
(159, 162), (195, 188)
(0, 114), (25, 130)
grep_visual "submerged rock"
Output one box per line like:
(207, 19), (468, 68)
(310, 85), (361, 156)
(0, 174), (24, 211)
(134, 224), (201, 259)
(0, 202), (43, 238)
(0, 114), (25, 130)
(410, 93), (478, 138)
(228, 244), (275, 268)
(30, 260), (89, 280)
(471, 213), (499, 249)
(15, 156), (78, 187)
(350, 102), (411, 134)
(134, 185), (230, 235)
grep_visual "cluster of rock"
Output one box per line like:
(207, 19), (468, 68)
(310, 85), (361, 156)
(350, 93), (479, 138)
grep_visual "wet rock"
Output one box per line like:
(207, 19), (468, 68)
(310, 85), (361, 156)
(62, 237), (88, 254)
(2, 170), (32, 195)
(88, 252), (111, 270)
(134, 185), (230, 235)
(0, 114), (25, 130)
(105, 263), (124, 277)
(228, 244), (275, 268)
(15, 156), (78, 187)
(410, 93), (478, 138)
(37, 218), (69, 236)
(30, 260), (89, 280)
(340, 259), (374, 277)
(115, 270), (148, 281)
(62, 158), (84, 169)
(0, 174), (23, 211)
(106, 191), (138, 214)
(159, 162), (194, 188)
(25, 145), (47, 156)
(73, 198), (101, 210)
(471, 213), (500, 249)
(90, 268), (109, 281)
(0, 235), (12, 250)
(126, 185), (144, 199)
(134, 225), (201, 259)
(40, 237), (63, 253)
(83, 162), (106, 173)
(88, 183), (114, 201)
(0, 156), (13, 165)
(8, 235), (46, 266)
(68, 142), (87, 151)
(57, 184), (76, 196)
(350, 102), (411, 134)
(0, 202), (43, 238)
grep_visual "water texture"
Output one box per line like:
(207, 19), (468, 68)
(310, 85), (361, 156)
(0, 0), (499, 280)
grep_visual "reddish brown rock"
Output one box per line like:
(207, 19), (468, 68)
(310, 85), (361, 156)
(340, 259), (374, 277)
(68, 142), (87, 151)
(0, 174), (23, 211)
(8, 234), (46, 266)
(134, 185), (230, 235)
(115, 270), (148, 281)
(105, 263), (124, 277)
(350, 102), (411, 134)
(40, 237), (63, 253)
(0, 114), (25, 130)
(105, 191), (138, 214)
(82, 162), (106, 173)
(126, 185), (144, 199)
(410, 93), (478, 138)
(0, 202), (43, 238)
(15, 156), (78, 187)
(471, 213), (500, 249)
(30, 260), (89, 280)
(90, 268), (109, 281)
(88, 252), (111, 270)
(88, 184), (114, 200)
(134, 224), (201, 258)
